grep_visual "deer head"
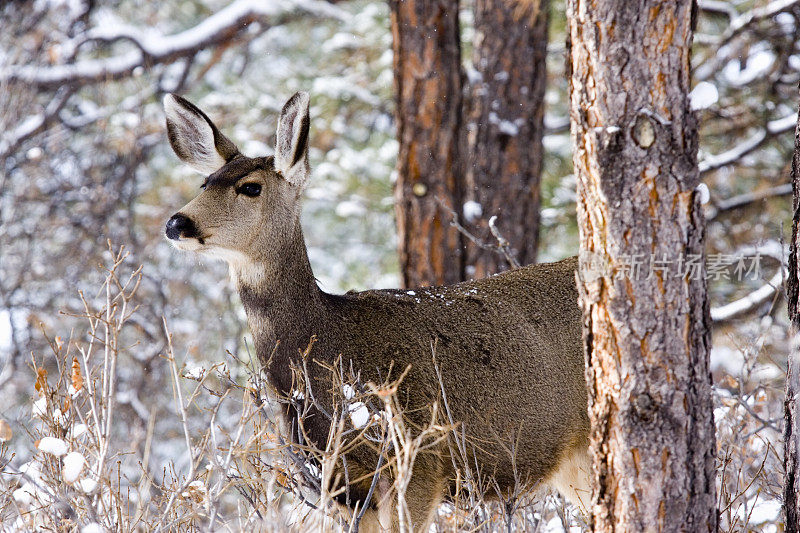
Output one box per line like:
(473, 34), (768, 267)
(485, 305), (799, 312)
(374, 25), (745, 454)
(163, 92), (311, 273)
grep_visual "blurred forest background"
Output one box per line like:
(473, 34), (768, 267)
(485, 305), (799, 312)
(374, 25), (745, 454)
(0, 0), (797, 531)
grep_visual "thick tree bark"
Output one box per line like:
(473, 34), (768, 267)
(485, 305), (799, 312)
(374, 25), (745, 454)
(463, 0), (548, 277)
(783, 99), (800, 532)
(390, 0), (464, 288)
(567, 1), (717, 531)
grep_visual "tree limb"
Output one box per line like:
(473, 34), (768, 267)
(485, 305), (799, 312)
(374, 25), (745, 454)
(699, 113), (796, 174)
(711, 242), (788, 323)
(0, 0), (346, 90)
(707, 183), (793, 220)
(0, 86), (75, 159)
(718, 0), (800, 47)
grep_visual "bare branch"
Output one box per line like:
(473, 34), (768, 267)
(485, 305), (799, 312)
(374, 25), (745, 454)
(488, 216), (521, 269)
(437, 197), (522, 270)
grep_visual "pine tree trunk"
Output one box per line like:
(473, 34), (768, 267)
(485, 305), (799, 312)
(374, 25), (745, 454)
(390, 0), (464, 288)
(463, 0), (548, 277)
(567, 1), (717, 531)
(783, 102), (800, 533)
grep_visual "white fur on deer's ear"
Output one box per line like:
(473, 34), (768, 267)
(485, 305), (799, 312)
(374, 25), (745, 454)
(274, 92), (311, 187)
(163, 94), (240, 175)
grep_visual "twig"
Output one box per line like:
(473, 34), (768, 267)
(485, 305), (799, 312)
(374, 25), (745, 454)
(437, 197), (521, 270)
(153, 318), (198, 532)
(488, 216), (521, 269)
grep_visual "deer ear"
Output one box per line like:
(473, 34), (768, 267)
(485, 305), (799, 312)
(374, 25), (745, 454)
(163, 94), (239, 175)
(274, 92), (311, 186)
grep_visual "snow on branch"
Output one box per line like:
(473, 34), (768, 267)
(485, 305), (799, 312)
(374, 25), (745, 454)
(717, 0), (800, 47)
(711, 269), (784, 323)
(0, 87), (74, 159)
(707, 183), (793, 220)
(699, 112), (796, 174)
(0, 0), (346, 90)
(697, 0), (739, 20)
(710, 241), (788, 323)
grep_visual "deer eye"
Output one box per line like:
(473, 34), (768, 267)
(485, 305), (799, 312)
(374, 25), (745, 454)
(237, 183), (261, 197)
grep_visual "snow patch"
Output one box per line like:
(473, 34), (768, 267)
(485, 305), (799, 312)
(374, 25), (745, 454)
(488, 112), (522, 136)
(12, 484), (34, 506)
(77, 478), (98, 493)
(37, 437), (68, 456)
(741, 497), (781, 525)
(695, 183), (710, 205)
(723, 48), (775, 86)
(462, 200), (483, 223)
(349, 402), (370, 428)
(70, 423), (88, 439)
(335, 200), (366, 218)
(465, 66), (482, 84)
(690, 82), (718, 111)
(32, 397), (48, 418)
(184, 365), (205, 380)
(776, 12), (795, 32)
(0, 310), (12, 353)
(62, 452), (85, 483)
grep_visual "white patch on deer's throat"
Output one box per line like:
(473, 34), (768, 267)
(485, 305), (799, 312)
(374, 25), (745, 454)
(201, 247), (249, 265)
(227, 256), (267, 287)
(168, 237), (204, 252)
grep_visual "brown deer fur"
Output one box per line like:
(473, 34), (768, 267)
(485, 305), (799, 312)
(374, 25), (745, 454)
(163, 92), (590, 531)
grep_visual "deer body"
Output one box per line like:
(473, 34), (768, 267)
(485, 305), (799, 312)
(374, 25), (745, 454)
(164, 92), (590, 531)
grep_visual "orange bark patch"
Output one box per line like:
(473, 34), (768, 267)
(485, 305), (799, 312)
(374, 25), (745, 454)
(660, 16), (676, 54)
(648, 4), (661, 23)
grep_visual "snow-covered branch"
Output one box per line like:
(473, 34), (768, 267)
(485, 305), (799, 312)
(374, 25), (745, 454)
(710, 242), (788, 323)
(0, 87), (74, 159)
(711, 268), (784, 323)
(0, 0), (346, 90)
(717, 0), (800, 47)
(699, 113), (796, 174)
(707, 183), (793, 220)
(697, 0), (739, 20)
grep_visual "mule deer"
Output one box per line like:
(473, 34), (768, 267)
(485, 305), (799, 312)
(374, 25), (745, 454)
(164, 92), (590, 531)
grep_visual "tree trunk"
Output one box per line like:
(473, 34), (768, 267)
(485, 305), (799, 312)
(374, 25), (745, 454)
(464, 0), (548, 277)
(783, 100), (800, 532)
(390, 0), (464, 288)
(567, 1), (717, 531)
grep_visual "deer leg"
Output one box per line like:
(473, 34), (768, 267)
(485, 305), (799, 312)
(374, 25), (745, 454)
(546, 444), (592, 515)
(358, 458), (446, 533)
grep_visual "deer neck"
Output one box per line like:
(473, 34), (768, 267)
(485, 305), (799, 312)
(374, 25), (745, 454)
(231, 224), (325, 387)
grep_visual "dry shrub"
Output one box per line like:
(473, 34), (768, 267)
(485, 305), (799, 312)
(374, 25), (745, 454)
(5, 245), (779, 532)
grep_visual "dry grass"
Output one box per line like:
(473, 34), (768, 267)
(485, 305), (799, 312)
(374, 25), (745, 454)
(0, 248), (785, 532)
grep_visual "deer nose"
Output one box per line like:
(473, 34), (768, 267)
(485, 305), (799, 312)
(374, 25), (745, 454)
(165, 213), (197, 240)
